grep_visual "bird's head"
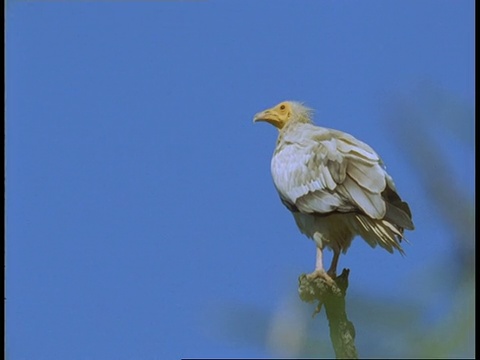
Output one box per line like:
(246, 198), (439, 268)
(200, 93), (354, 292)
(253, 101), (312, 129)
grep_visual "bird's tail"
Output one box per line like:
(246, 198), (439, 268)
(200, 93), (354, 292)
(382, 174), (415, 231)
(353, 175), (414, 254)
(354, 214), (406, 254)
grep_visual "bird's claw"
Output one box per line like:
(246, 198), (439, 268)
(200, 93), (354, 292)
(306, 269), (336, 287)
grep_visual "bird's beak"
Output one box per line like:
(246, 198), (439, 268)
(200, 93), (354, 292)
(253, 109), (284, 129)
(253, 109), (281, 128)
(253, 110), (271, 123)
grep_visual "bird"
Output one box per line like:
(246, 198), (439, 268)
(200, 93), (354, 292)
(253, 101), (414, 283)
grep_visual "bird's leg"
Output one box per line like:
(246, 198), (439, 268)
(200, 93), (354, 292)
(306, 247), (335, 286)
(327, 250), (340, 278)
(315, 246), (324, 271)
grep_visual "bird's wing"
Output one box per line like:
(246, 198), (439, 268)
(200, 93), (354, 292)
(272, 128), (387, 219)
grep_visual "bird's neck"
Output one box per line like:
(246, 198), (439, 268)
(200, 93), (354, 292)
(279, 118), (311, 134)
(275, 120), (311, 148)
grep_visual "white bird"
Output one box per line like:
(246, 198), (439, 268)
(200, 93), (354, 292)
(254, 101), (414, 282)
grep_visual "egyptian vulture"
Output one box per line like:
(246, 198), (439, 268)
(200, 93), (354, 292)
(254, 101), (414, 281)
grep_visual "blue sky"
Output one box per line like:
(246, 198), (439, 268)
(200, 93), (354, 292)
(6, 1), (474, 359)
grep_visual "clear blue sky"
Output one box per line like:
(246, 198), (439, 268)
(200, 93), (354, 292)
(6, 1), (474, 359)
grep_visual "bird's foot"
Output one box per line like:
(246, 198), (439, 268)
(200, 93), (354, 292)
(306, 269), (336, 287)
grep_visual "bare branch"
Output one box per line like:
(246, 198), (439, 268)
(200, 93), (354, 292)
(298, 269), (358, 359)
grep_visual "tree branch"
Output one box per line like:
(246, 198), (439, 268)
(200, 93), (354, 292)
(298, 269), (358, 359)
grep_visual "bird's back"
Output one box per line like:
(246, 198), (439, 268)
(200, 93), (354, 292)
(271, 121), (414, 253)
